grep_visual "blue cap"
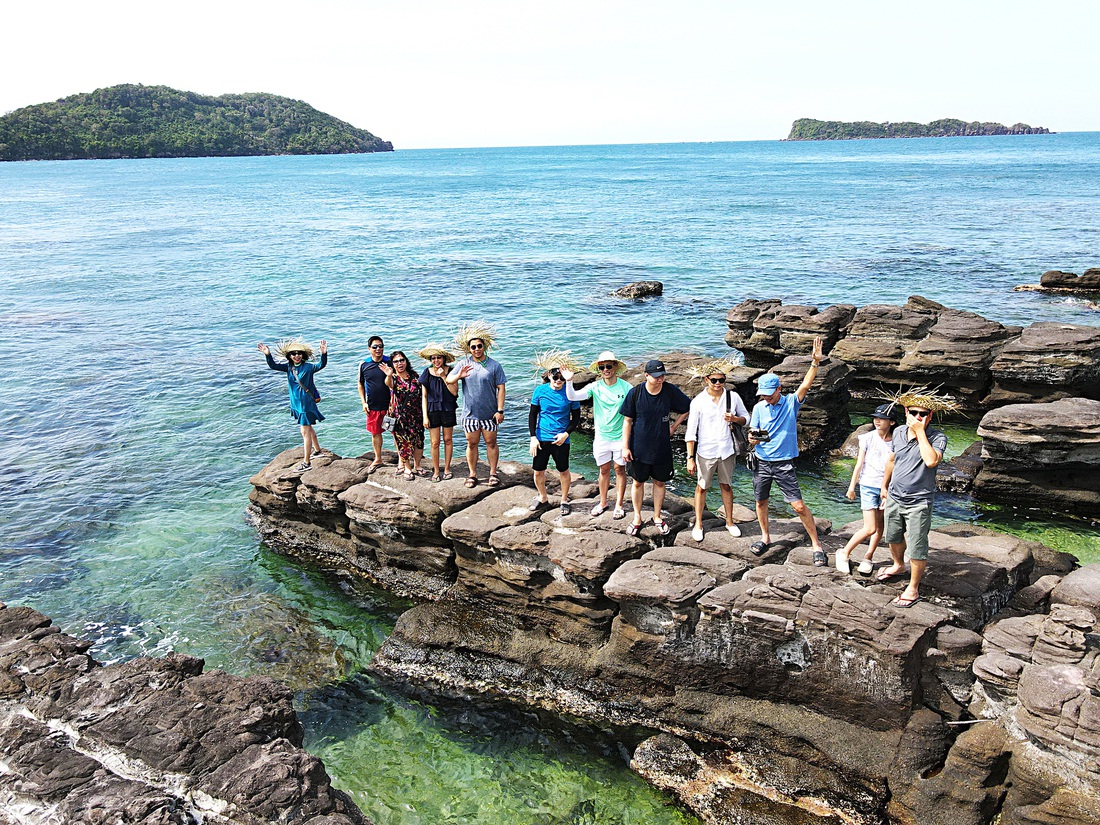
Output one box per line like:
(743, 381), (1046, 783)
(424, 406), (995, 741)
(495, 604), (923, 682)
(756, 373), (781, 395)
(872, 404), (896, 421)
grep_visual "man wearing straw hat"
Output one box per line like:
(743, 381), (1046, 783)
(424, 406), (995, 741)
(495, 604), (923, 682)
(748, 336), (827, 564)
(876, 388), (950, 608)
(561, 351), (632, 519)
(685, 359), (749, 541)
(447, 323), (507, 488)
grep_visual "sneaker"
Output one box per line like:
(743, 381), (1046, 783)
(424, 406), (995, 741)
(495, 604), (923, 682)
(310, 450), (323, 458)
(294, 462), (311, 472)
(835, 555), (851, 574)
(725, 524), (742, 537)
(691, 526), (704, 542)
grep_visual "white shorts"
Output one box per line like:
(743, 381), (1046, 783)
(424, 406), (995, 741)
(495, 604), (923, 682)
(593, 436), (626, 467)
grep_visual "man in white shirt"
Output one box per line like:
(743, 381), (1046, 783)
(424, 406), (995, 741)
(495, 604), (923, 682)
(685, 363), (749, 541)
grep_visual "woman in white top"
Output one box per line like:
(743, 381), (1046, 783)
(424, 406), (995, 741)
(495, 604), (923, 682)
(837, 404), (896, 574)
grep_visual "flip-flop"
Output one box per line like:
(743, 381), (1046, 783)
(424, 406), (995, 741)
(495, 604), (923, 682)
(892, 594), (923, 609)
(875, 568), (908, 583)
(366, 463), (381, 475)
(627, 522), (642, 536)
(431, 474), (441, 483)
(750, 541), (769, 556)
(442, 472), (454, 480)
(653, 518), (670, 536)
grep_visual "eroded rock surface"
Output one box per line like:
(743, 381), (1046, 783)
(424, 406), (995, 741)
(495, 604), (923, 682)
(0, 604), (367, 825)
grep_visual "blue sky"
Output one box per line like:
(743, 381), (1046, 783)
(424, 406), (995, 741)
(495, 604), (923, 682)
(4, 0), (1096, 148)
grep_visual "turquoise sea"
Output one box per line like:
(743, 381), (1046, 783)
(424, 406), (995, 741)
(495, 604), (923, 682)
(2, 134), (1099, 823)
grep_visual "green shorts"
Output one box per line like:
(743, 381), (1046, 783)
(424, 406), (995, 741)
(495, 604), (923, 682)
(883, 497), (933, 561)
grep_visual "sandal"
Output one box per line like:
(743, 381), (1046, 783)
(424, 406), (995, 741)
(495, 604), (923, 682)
(402, 470), (416, 481)
(875, 567), (908, 583)
(366, 463), (381, 475)
(812, 549), (828, 567)
(591, 503), (608, 517)
(431, 474), (441, 483)
(750, 540), (769, 556)
(560, 502), (572, 516)
(465, 476), (478, 488)
(529, 497), (548, 512)
(415, 468), (432, 478)
(627, 522), (642, 536)
(653, 518), (670, 536)
(487, 475), (501, 487)
(612, 507), (626, 520)
(442, 471), (453, 480)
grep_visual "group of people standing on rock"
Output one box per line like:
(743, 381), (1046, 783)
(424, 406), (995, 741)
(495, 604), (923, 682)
(259, 329), (950, 610)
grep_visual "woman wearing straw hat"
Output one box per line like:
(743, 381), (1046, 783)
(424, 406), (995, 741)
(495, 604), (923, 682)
(257, 337), (328, 472)
(560, 351), (632, 519)
(419, 344), (459, 482)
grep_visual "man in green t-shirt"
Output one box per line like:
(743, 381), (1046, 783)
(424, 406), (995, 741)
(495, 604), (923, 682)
(561, 351), (633, 519)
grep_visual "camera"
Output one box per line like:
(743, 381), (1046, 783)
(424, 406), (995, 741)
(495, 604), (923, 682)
(748, 427), (771, 442)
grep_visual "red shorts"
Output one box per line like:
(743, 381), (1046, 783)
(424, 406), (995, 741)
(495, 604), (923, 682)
(366, 410), (386, 435)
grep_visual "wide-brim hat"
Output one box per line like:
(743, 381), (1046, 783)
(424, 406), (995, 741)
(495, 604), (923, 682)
(533, 348), (582, 377)
(588, 350), (628, 376)
(418, 343), (456, 364)
(275, 336), (314, 361)
(877, 385), (961, 415)
(454, 321), (496, 354)
(686, 358), (741, 380)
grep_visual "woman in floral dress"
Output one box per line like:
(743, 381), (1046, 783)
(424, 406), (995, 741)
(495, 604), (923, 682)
(384, 351), (426, 480)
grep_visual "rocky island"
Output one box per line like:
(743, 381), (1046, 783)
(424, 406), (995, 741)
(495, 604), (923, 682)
(0, 84), (393, 161)
(786, 118), (1050, 141)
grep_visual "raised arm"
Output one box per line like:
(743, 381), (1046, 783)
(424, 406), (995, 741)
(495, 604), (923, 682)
(795, 336), (824, 403)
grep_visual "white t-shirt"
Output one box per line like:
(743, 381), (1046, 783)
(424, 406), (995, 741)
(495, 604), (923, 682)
(857, 430), (894, 488)
(685, 390), (749, 460)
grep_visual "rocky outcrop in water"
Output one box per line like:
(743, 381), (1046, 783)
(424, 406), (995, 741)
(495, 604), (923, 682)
(248, 449), (1100, 825)
(724, 296), (1100, 410)
(1015, 268), (1100, 297)
(610, 280), (663, 299)
(0, 603), (367, 824)
(973, 397), (1100, 517)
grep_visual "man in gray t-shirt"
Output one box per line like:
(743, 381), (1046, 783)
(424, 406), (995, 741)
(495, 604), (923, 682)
(878, 402), (947, 608)
(446, 336), (507, 487)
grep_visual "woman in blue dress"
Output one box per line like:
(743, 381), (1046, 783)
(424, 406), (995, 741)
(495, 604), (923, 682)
(258, 337), (328, 471)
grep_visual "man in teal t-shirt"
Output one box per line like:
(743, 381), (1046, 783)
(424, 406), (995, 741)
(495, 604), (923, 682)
(562, 351), (632, 518)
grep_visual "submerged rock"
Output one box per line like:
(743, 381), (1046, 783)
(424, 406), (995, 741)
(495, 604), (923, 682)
(610, 280), (663, 299)
(0, 604), (367, 824)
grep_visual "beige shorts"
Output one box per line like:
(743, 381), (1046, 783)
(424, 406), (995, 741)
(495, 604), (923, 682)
(697, 454), (736, 489)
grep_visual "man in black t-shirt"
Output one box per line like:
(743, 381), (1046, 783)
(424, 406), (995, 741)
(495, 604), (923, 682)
(619, 359), (691, 536)
(357, 335), (391, 472)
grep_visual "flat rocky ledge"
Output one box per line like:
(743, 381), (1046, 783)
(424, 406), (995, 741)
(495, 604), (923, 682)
(248, 447), (1100, 824)
(0, 603), (367, 825)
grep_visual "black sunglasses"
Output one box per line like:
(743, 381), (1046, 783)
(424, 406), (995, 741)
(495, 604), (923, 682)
(907, 408), (931, 417)
(708, 376), (726, 384)
(598, 363), (616, 371)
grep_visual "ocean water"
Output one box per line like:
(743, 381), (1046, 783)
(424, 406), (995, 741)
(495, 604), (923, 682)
(2, 134), (1099, 823)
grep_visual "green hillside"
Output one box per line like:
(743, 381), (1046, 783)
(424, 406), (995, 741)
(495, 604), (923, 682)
(786, 118), (1050, 141)
(0, 84), (393, 161)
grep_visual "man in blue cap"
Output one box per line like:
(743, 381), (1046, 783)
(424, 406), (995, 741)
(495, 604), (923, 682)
(747, 337), (827, 564)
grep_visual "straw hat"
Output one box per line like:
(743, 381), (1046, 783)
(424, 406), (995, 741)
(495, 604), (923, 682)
(275, 336), (314, 361)
(685, 357), (742, 380)
(588, 350), (628, 376)
(877, 385), (961, 415)
(418, 343), (456, 364)
(454, 321), (497, 354)
(532, 348), (582, 377)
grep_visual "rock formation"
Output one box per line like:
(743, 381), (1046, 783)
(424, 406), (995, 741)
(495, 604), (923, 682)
(973, 397), (1100, 516)
(1015, 268), (1100, 296)
(0, 603), (368, 824)
(246, 448), (1100, 825)
(610, 280), (663, 299)
(723, 296), (1099, 411)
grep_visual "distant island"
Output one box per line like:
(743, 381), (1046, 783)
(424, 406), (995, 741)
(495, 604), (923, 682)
(786, 117), (1050, 141)
(0, 84), (393, 161)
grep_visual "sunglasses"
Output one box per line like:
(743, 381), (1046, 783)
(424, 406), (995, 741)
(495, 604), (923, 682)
(707, 377), (726, 384)
(907, 408), (931, 418)
(393, 359), (407, 365)
(288, 351), (305, 357)
(598, 363), (616, 371)
(370, 344), (384, 350)
(470, 344), (485, 350)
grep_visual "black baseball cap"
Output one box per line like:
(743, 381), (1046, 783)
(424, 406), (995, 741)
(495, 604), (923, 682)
(644, 359), (667, 377)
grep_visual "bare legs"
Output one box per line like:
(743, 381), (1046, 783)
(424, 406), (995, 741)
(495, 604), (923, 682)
(598, 462), (627, 510)
(428, 427), (454, 477)
(300, 424), (320, 464)
(631, 479), (666, 526)
(839, 508), (884, 564)
(465, 429), (499, 478)
(534, 468), (571, 504)
(755, 498), (821, 550)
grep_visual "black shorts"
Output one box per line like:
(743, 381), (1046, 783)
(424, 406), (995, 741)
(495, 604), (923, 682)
(532, 441), (571, 472)
(426, 409), (457, 429)
(626, 457), (674, 483)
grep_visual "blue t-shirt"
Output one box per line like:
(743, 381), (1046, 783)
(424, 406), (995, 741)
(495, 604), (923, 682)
(448, 355), (507, 421)
(359, 356), (391, 411)
(749, 393), (802, 461)
(531, 383), (580, 442)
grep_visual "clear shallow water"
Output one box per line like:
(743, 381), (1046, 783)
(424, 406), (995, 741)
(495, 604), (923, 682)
(2, 135), (1099, 822)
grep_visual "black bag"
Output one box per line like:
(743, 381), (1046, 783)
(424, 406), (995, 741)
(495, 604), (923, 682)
(745, 450), (760, 473)
(726, 390), (749, 457)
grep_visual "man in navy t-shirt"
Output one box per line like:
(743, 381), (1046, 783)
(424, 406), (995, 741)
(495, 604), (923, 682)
(357, 335), (391, 473)
(619, 359), (691, 536)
